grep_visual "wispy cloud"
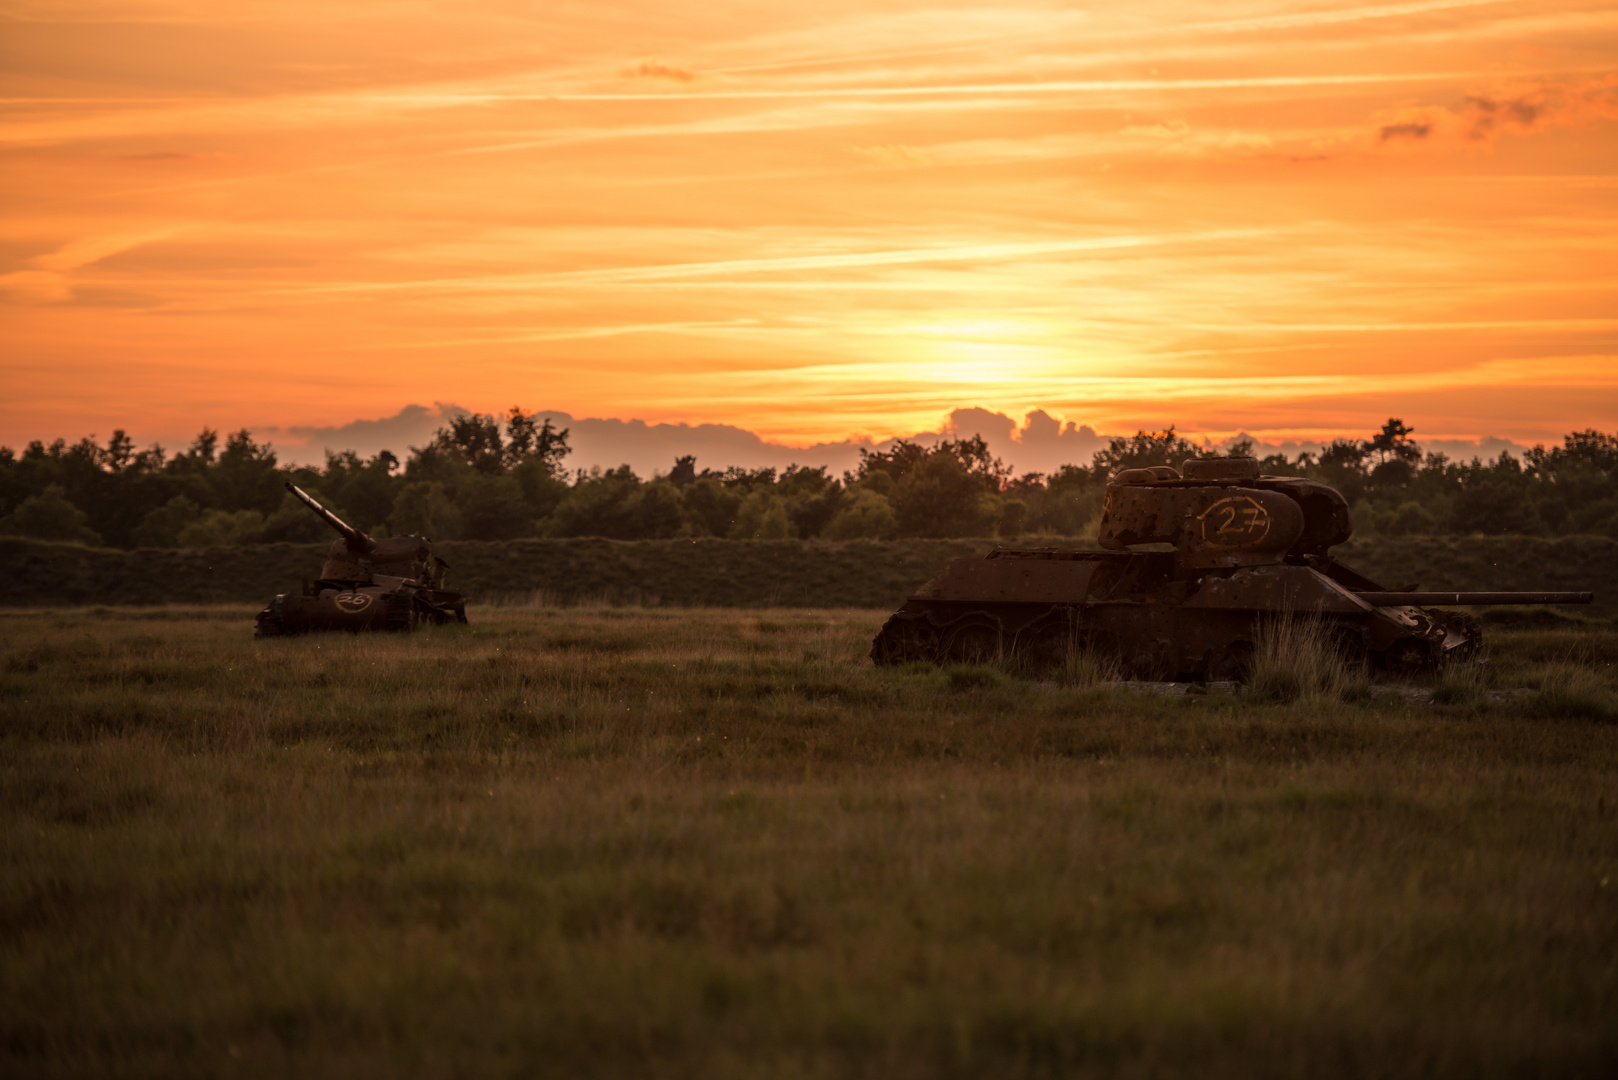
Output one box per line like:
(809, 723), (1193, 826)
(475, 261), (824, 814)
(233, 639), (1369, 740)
(535, 71), (1494, 102)
(260, 231), (1265, 296)
(1183, 0), (1514, 36)
(1369, 72), (1618, 148)
(4, 0), (1616, 450)
(0, 226), (185, 302)
(621, 60), (697, 83)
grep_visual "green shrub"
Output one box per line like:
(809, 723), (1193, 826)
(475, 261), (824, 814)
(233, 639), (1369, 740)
(132, 495), (202, 548)
(728, 491), (792, 540)
(822, 489), (896, 540)
(0, 485), (102, 546)
(176, 508), (262, 548)
(254, 487), (348, 543)
(390, 480), (463, 539)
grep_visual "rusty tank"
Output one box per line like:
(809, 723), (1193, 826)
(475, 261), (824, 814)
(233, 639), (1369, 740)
(870, 456), (1593, 678)
(254, 483), (469, 637)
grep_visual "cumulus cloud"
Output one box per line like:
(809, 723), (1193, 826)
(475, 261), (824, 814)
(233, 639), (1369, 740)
(257, 403), (1539, 476)
(622, 60), (697, 82)
(263, 402), (470, 463)
(557, 407), (1113, 479)
(265, 402), (874, 475)
(261, 403), (1122, 476)
(563, 415), (871, 477)
(939, 408), (1108, 475)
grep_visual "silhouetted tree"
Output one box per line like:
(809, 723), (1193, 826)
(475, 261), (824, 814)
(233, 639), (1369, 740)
(1091, 428), (1202, 476)
(502, 408), (570, 472)
(1365, 418), (1421, 465)
(5, 417), (1616, 547)
(668, 455), (698, 489)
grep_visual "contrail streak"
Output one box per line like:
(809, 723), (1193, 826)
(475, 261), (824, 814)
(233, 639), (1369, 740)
(1189, 0), (1513, 35)
(264, 231), (1263, 296)
(375, 71), (1493, 104)
(708, 0), (1514, 76)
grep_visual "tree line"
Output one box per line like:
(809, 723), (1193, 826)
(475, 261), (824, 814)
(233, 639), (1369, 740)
(0, 411), (1614, 549)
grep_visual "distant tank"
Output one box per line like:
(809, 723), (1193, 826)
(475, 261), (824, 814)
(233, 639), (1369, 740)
(254, 483), (468, 637)
(870, 457), (1593, 678)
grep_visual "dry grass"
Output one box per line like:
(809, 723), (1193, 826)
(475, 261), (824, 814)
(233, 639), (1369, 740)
(2, 605), (1616, 1078)
(1245, 613), (1369, 705)
(1057, 641), (1124, 690)
(1531, 663), (1618, 722)
(1430, 658), (1492, 708)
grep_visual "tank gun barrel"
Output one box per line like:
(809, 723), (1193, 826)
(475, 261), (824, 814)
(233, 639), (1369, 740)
(285, 482), (376, 553)
(1356, 591), (1593, 606)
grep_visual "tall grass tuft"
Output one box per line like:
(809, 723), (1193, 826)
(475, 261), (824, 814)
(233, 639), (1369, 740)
(1058, 646), (1121, 689)
(946, 665), (1005, 692)
(1246, 613), (1363, 705)
(1532, 662), (1618, 721)
(1431, 659), (1491, 708)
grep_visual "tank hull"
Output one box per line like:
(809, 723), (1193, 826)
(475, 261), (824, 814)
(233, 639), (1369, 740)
(870, 550), (1482, 679)
(255, 486), (470, 638)
(254, 582), (468, 638)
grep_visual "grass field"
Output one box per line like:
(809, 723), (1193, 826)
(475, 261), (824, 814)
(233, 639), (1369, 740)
(3, 604), (1617, 1078)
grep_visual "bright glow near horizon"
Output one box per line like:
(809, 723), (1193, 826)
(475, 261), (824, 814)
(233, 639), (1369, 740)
(2, 0), (1616, 453)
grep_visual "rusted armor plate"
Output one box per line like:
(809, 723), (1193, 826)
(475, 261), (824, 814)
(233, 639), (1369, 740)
(912, 557), (1102, 604)
(1182, 565), (1371, 613)
(256, 481), (467, 636)
(1099, 485), (1306, 568)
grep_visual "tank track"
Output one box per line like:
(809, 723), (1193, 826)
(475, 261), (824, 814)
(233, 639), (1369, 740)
(875, 599), (1481, 681)
(870, 612), (939, 665)
(871, 607), (1083, 670)
(253, 595), (287, 639)
(385, 589), (419, 633)
(253, 588), (427, 637)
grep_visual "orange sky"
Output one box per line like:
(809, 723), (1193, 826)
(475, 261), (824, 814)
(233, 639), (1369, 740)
(3, 0), (1616, 454)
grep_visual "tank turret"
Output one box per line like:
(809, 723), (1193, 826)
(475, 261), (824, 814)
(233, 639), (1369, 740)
(254, 483), (469, 637)
(871, 458), (1592, 679)
(1098, 456), (1352, 563)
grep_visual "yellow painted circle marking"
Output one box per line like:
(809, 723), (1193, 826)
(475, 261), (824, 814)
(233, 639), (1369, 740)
(1197, 495), (1272, 548)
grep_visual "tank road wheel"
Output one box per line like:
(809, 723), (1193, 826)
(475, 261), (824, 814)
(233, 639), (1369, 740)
(1211, 639), (1255, 681)
(870, 615), (938, 666)
(1327, 622), (1369, 670)
(940, 615), (1004, 666)
(1382, 637), (1436, 677)
(1014, 612), (1074, 673)
(254, 595), (288, 639)
(385, 591), (419, 633)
